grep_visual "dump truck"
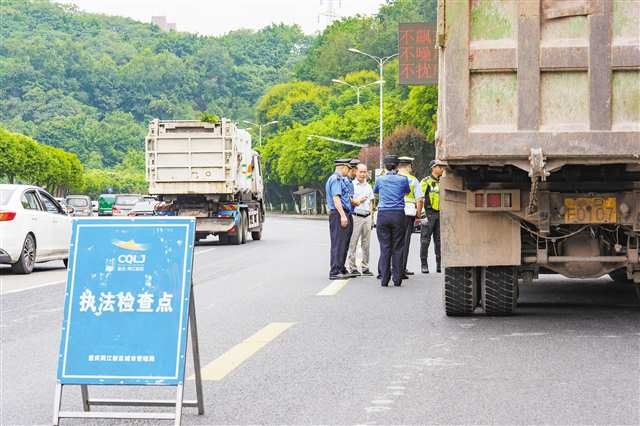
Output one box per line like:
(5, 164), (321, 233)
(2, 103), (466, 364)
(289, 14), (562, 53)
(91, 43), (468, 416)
(145, 119), (264, 244)
(436, 0), (640, 315)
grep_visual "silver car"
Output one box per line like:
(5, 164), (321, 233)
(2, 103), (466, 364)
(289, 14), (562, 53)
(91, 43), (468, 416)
(65, 195), (92, 217)
(111, 194), (142, 216)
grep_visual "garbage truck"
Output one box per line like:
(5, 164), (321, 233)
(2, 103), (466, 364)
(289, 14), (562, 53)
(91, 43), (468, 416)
(435, 0), (640, 315)
(145, 119), (265, 244)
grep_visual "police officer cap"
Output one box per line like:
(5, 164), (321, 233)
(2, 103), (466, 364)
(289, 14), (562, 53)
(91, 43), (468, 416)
(334, 158), (351, 165)
(348, 159), (360, 168)
(429, 159), (446, 169)
(398, 156), (414, 164)
(383, 155), (400, 165)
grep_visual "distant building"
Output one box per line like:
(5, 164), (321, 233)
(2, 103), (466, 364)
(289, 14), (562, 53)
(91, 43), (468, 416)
(151, 16), (176, 32)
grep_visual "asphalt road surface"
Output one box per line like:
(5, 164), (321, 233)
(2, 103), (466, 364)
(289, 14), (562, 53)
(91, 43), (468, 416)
(1, 216), (639, 425)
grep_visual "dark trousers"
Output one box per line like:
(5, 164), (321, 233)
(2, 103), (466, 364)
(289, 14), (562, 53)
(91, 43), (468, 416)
(329, 210), (353, 276)
(420, 211), (441, 269)
(340, 214), (353, 273)
(377, 210), (406, 285)
(401, 215), (415, 273)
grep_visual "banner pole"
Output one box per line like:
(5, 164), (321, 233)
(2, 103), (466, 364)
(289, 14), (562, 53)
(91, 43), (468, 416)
(80, 385), (90, 412)
(52, 383), (62, 426)
(174, 384), (184, 426)
(189, 283), (205, 414)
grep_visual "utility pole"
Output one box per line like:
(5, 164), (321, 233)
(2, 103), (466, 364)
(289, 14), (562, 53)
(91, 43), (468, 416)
(347, 48), (398, 169)
(242, 120), (278, 147)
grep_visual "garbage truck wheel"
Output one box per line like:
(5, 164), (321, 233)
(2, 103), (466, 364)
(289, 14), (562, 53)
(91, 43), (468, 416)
(482, 266), (518, 316)
(444, 267), (478, 316)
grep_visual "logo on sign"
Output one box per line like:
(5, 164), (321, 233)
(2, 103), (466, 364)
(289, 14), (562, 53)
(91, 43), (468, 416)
(112, 239), (148, 251)
(111, 239), (148, 271)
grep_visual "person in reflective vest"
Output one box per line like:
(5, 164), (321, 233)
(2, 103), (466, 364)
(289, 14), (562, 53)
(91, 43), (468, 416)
(397, 156), (424, 279)
(420, 160), (445, 273)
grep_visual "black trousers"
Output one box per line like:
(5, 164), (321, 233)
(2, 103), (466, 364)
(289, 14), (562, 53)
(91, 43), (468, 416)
(401, 215), (415, 274)
(420, 211), (441, 269)
(329, 210), (353, 276)
(377, 210), (406, 285)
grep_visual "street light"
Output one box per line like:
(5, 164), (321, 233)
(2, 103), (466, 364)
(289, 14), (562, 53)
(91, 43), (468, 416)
(331, 79), (384, 105)
(242, 120), (278, 147)
(307, 134), (366, 148)
(348, 48), (398, 169)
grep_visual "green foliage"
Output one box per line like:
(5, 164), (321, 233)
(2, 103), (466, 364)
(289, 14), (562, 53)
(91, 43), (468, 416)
(0, 0), (309, 168)
(0, 127), (83, 193)
(197, 112), (221, 124)
(384, 125), (434, 178)
(83, 169), (148, 199)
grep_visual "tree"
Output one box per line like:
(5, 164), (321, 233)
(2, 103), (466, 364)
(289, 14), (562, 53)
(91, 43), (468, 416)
(384, 126), (434, 179)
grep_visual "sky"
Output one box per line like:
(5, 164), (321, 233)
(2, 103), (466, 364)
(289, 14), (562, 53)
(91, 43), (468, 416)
(59, 0), (387, 36)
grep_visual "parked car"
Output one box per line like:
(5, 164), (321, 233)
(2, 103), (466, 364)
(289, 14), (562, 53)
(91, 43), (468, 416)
(128, 198), (159, 216)
(112, 194), (141, 216)
(91, 200), (98, 214)
(0, 184), (71, 274)
(65, 195), (92, 217)
(98, 194), (116, 216)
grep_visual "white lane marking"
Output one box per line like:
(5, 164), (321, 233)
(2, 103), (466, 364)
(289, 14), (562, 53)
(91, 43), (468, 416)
(316, 279), (351, 296)
(195, 247), (216, 256)
(1, 279), (66, 295)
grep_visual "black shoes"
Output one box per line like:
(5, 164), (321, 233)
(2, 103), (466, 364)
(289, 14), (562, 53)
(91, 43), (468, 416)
(394, 282), (402, 287)
(361, 269), (374, 276)
(436, 266), (442, 273)
(421, 266), (429, 274)
(405, 270), (415, 275)
(348, 269), (361, 276)
(329, 273), (350, 280)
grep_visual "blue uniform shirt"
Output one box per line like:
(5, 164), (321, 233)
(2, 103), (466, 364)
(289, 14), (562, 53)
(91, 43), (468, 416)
(373, 171), (411, 211)
(325, 172), (350, 211)
(342, 178), (355, 213)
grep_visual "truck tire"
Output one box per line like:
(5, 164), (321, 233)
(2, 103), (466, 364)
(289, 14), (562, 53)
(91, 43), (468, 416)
(241, 211), (248, 244)
(444, 267), (478, 316)
(11, 234), (36, 275)
(482, 266), (518, 316)
(251, 230), (262, 241)
(609, 269), (633, 284)
(218, 234), (229, 245)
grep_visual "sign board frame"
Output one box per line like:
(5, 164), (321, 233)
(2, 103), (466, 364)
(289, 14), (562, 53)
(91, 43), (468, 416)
(52, 217), (204, 425)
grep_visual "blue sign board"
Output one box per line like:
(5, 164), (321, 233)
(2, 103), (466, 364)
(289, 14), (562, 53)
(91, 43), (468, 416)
(56, 217), (196, 385)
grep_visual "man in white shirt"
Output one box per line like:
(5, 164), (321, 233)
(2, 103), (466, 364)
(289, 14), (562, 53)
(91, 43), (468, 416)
(346, 163), (375, 276)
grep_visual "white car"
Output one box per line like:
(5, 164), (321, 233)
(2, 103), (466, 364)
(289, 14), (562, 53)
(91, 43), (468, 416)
(0, 184), (72, 274)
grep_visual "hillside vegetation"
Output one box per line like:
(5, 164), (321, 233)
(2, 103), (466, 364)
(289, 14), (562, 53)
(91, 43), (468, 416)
(1, 0), (437, 198)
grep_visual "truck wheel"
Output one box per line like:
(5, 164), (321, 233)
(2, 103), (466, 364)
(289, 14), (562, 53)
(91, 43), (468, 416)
(482, 266), (518, 316)
(241, 211), (248, 244)
(218, 234), (229, 245)
(609, 269), (633, 284)
(251, 230), (262, 241)
(11, 234), (36, 275)
(444, 267), (478, 316)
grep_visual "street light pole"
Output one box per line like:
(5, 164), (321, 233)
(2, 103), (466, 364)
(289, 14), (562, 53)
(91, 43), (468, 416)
(243, 120), (278, 147)
(347, 48), (398, 169)
(331, 79), (384, 106)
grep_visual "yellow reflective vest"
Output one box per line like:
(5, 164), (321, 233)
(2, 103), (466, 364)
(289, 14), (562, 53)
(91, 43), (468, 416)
(400, 172), (418, 204)
(421, 175), (440, 211)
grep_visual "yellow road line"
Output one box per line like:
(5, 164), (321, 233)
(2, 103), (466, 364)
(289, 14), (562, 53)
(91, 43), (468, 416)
(316, 279), (350, 296)
(199, 322), (295, 381)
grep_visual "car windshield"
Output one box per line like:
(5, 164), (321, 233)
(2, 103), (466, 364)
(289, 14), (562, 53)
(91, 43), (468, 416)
(116, 195), (140, 206)
(0, 189), (15, 206)
(67, 197), (89, 207)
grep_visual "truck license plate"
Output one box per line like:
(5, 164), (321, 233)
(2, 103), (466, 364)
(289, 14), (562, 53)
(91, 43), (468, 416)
(564, 197), (616, 224)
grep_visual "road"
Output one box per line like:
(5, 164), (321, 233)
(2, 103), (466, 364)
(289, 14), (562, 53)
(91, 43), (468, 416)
(1, 216), (639, 425)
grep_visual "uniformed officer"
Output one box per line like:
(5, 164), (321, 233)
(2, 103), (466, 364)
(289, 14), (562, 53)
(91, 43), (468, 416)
(397, 156), (424, 278)
(337, 159), (360, 277)
(374, 155), (411, 287)
(326, 158), (353, 280)
(420, 159), (445, 273)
